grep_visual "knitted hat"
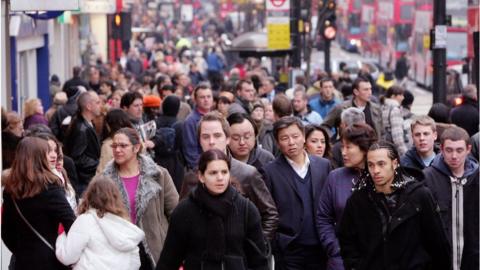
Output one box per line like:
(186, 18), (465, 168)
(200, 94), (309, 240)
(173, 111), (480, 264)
(143, 95), (161, 108)
(162, 95), (180, 117)
(64, 86), (81, 100)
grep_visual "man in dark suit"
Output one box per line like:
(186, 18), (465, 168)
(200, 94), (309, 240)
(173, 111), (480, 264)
(261, 116), (331, 270)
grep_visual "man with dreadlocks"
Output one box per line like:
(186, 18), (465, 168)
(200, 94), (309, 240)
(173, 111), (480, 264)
(337, 141), (451, 270)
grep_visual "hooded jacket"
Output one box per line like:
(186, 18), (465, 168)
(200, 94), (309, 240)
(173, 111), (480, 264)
(56, 209), (145, 270)
(401, 146), (440, 171)
(423, 155), (479, 270)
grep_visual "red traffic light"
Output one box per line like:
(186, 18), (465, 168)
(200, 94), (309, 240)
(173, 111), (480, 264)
(323, 25), (336, 40)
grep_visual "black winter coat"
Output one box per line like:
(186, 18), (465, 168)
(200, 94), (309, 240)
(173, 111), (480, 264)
(2, 184), (76, 270)
(157, 187), (268, 270)
(338, 181), (451, 270)
(63, 115), (101, 195)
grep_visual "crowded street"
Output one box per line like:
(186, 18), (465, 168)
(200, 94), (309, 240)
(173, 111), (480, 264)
(1, 0), (479, 269)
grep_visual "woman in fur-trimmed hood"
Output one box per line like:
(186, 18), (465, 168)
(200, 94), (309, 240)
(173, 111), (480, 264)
(102, 127), (179, 270)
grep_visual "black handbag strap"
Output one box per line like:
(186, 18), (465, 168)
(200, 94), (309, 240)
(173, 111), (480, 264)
(13, 199), (54, 251)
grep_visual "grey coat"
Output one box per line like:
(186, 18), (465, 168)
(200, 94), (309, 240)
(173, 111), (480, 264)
(103, 154), (179, 268)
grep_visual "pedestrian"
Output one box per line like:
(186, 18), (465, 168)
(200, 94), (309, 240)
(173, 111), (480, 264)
(63, 91), (102, 196)
(400, 115), (439, 171)
(228, 80), (256, 116)
(338, 141), (451, 270)
(304, 124), (332, 160)
(23, 98), (48, 129)
(293, 87), (323, 125)
(102, 127), (179, 269)
(157, 149), (269, 270)
(380, 85), (409, 156)
(423, 126), (479, 270)
(96, 109), (134, 175)
(55, 176), (145, 270)
(2, 137), (76, 270)
(316, 123), (377, 270)
(1, 110), (23, 169)
(261, 116), (331, 270)
(450, 84), (479, 137)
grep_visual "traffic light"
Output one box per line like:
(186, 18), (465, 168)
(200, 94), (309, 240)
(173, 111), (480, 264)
(110, 12), (132, 41)
(320, 0), (336, 40)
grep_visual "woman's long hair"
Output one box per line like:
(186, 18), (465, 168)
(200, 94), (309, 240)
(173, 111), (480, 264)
(101, 109), (133, 141)
(78, 176), (129, 220)
(4, 137), (63, 199)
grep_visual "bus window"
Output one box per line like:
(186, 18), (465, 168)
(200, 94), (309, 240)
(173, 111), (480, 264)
(348, 14), (361, 34)
(447, 32), (467, 60)
(378, 26), (388, 45)
(400, 5), (414, 20)
(353, 0), (362, 10)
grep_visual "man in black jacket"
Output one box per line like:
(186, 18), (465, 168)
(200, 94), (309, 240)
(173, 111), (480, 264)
(450, 84), (479, 137)
(423, 126), (479, 270)
(338, 141), (451, 270)
(64, 91), (102, 195)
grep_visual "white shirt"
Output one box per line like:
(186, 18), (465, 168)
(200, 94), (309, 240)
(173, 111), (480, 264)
(285, 152), (311, 179)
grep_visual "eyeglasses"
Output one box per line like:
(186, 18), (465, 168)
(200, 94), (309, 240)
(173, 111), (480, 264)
(230, 133), (254, 142)
(110, 143), (132, 149)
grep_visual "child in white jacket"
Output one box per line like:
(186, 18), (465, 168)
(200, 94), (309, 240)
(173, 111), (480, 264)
(56, 176), (145, 270)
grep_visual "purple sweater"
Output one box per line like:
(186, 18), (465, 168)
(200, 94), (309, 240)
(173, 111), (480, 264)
(24, 113), (48, 130)
(316, 167), (361, 270)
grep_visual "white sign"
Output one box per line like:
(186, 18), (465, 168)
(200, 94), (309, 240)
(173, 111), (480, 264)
(434, 25), (447, 49)
(266, 0), (290, 12)
(181, 4), (193, 22)
(11, 0), (79, 11)
(80, 0), (116, 14)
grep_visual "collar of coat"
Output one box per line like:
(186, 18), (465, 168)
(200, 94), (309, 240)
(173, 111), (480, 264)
(103, 154), (162, 224)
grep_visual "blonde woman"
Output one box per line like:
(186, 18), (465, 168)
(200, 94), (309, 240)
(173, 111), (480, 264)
(23, 98), (48, 129)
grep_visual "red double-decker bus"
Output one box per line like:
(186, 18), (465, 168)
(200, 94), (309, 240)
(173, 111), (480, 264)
(374, 0), (414, 68)
(336, 0), (364, 52)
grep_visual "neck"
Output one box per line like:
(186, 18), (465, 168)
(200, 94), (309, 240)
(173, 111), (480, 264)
(375, 182), (393, 194)
(299, 107), (308, 116)
(119, 158), (140, 177)
(81, 112), (93, 122)
(197, 107), (210, 115)
(234, 153), (249, 163)
(353, 98), (367, 107)
(451, 165), (465, 178)
(418, 149), (434, 159)
(289, 152), (306, 166)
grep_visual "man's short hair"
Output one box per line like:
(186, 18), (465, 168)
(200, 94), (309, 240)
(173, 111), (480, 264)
(272, 94), (293, 118)
(352, 76), (370, 93)
(235, 79), (253, 92)
(198, 111), (230, 138)
(462, 84), (477, 100)
(273, 116), (304, 142)
(77, 91), (94, 112)
(120, 91), (143, 108)
(319, 77), (334, 88)
(341, 107), (365, 127)
(293, 87), (308, 101)
(410, 115), (437, 132)
(226, 113), (258, 136)
(441, 126), (471, 146)
(193, 83), (211, 99)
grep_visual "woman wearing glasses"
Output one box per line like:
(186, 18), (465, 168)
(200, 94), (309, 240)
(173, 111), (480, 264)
(102, 127), (179, 270)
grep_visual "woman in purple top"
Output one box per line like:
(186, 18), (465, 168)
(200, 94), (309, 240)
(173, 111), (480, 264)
(102, 127), (179, 270)
(23, 98), (48, 129)
(316, 123), (377, 270)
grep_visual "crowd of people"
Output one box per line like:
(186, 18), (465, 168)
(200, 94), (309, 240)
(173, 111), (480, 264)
(1, 13), (479, 270)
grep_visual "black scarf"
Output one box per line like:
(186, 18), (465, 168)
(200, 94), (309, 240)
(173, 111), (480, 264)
(191, 183), (236, 262)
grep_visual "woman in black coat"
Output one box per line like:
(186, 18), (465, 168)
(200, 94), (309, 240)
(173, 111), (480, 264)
(157, 149), (269, 270)
(2, 137), (76, 270)
(337, 141), (451, 270)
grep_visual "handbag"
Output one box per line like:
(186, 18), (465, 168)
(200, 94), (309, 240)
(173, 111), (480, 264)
(12, 199), (54, 251)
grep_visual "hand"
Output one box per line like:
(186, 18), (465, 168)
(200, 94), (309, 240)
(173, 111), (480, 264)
(144, 140), (155, 149)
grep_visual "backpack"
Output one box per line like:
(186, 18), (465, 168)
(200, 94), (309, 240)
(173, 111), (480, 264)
(154, 126), (176, 157)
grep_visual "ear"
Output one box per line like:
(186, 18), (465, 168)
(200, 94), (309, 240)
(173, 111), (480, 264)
(393, 158), (399, 168)
(197, 171), (205, 184)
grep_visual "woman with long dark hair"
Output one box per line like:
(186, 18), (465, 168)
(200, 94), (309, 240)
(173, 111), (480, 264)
(2, 137), (76, 270)
(316, 123), (377, 270)
(338, 141), (451, 270)
(157, 149), (269, 270)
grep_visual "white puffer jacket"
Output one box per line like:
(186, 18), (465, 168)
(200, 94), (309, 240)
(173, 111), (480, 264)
(56, 209), (145, 270)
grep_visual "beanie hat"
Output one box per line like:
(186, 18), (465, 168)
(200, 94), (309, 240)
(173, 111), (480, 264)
(143, 95), (162, 108)
(162, 95), (180, 117)
(64, 86), (81, 100)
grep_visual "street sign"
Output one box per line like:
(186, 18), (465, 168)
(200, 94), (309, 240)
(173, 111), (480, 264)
(11, 0), (79, 11)
(266, 0), (290, 11)
(434, 25), (447, 49)
(267, 23), (291, 49)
